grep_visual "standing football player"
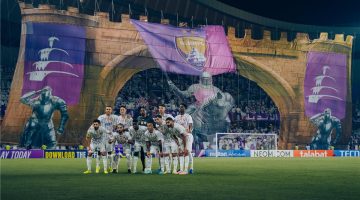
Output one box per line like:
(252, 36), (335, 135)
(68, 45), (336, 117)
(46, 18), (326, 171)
(144, 120), (164, 174)
(137, 107), (152, 127)
(119, 105), (133, 129)
(175, 103), (194, 174)
(155, 115), (177, 174)
(84, 119), (110, 174)
(158, 103), (173, 121)
(155, 105), (173, 173)
(165, 117), (188, 175)
(98, 106), (120, 172)
(128, 120), (147, 173)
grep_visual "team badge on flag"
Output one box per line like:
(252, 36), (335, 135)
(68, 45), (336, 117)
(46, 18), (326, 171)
(175, 36), (206, 70)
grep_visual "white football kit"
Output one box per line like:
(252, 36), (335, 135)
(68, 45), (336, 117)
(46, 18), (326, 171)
(144, 129), (164, 173)
(119, 115), (133, 129)
(128, 126), (147, 173)
(112, 131), (132, 171)
(98, 114), (120, 152)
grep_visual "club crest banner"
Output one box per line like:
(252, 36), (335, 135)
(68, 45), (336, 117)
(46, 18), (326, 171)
(22, 22), (85, 105)
(304, 52), (347, 119)
(131, 19), (236, 75)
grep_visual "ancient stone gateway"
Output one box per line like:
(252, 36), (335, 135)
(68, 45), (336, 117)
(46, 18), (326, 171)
(1, 3), (353, 149)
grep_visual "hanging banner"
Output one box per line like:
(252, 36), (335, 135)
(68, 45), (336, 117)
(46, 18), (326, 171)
(304, 52), (347, 119)
(22, 22), (85, 105)
(131, 19), (236, 76)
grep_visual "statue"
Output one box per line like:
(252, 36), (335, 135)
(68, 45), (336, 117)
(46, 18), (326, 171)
(19, 86), (69, 149)
(168, 72), (234, 143)
(310, 108), (342, 150)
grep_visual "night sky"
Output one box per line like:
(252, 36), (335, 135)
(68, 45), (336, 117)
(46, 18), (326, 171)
(218, 0), (360, 27)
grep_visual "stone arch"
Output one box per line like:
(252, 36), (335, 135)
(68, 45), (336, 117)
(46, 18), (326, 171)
(98, 46), (157, 106)
(234, 54), (296, 113)
(233, 54), (297, 147)
(99, 47), (294, 147)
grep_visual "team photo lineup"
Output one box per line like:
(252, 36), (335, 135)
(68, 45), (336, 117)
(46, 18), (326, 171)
(85, 104), (194, 175)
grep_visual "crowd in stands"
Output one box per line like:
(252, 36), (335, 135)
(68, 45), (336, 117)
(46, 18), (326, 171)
(1, 83), (11, 119)
(115, 68), (281, 134)
(350, 100), (360, 149)
(218, 134), (277, 150)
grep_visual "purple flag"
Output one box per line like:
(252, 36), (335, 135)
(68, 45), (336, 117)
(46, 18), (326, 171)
(304, 52), (347, 119)
(22, 22), (85, 105)
(131, 20), (235, 76)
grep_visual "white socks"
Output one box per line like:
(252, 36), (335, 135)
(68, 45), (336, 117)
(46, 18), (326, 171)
(160, 157), (165, 172)
(108, 154), (113, 169)
(112, 155), (120, 171)
(96, 155), (100, 168)
(102, 156), (107, 170)
(179, 156), (184, 172)
(172, 156), (178, 173)
(165, 156), (170, 172)
(145, 155), (152, 170)
(86, 157), (92, 171)
(189, 153), (193, 170)
(126, 154), (132, 170)
(184, 155), (189, 172)
(132, 156), (138, 173)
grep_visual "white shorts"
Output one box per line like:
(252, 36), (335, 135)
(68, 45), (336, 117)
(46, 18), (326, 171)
(149, 145), (160, 154)
(177, 134), (193, 153)
(177, 138), (184, 152)
(90, 142), (105, 153)
(123, 148), (131, 155)
(185, 134), (194, 152)
(163, 140), (179, 154)
(105, 142), (114, 153)
(134, 141), (146, 152)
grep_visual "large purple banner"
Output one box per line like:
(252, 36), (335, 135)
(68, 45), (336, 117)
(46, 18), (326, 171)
(22, 22), (85, 105)
(304, 52), (347, 119)
(131, 20), (236, 76)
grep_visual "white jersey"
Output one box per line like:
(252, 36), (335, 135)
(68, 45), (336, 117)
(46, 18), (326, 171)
(87, 126), (109, 145)
(144, 129), (163, 145)
(98, 114), (120, 132)
(159, 113), (173, 122)
(161, 124), (177, 143)
(129, 126), (147, 145)
(118, 115), (133, 129)
(114, 131), (132, 150)
(166, 123), (187, 140)
(175, 113), (193, 133)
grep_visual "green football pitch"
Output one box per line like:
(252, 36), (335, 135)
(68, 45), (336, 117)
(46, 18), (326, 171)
(1, 157), (359, 200)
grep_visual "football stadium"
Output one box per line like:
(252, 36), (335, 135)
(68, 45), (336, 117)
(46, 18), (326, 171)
(1, 0), (360, 200)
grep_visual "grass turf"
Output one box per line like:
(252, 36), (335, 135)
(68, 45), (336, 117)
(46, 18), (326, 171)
(1, 157), (359, 200)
